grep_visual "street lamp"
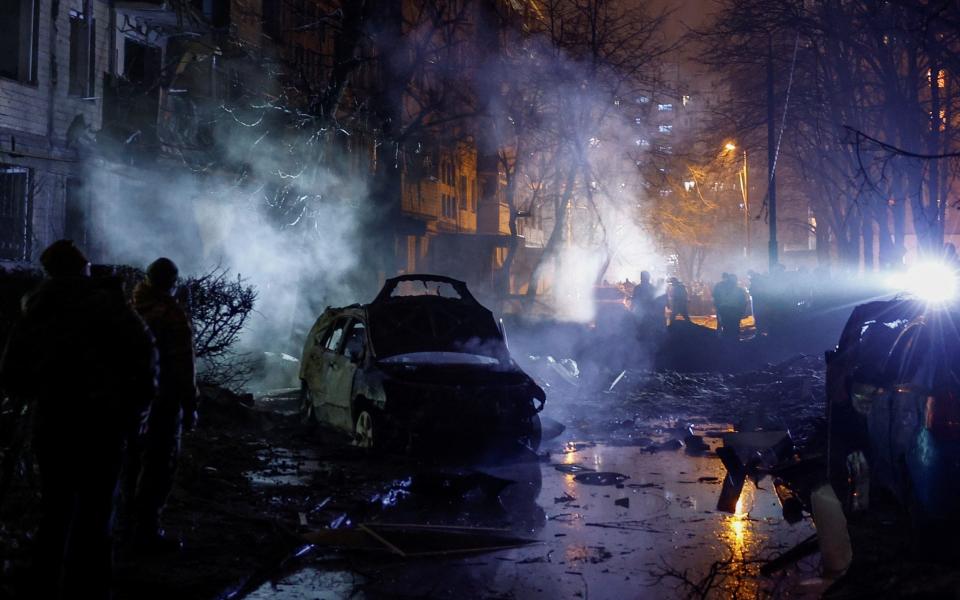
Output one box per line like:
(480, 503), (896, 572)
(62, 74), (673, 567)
(724, 142), (750, 257)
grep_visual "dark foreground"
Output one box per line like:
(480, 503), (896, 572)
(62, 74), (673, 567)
(1, 356), (958, 599)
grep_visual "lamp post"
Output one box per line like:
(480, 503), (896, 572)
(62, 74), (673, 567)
(724, 143), (750, 258)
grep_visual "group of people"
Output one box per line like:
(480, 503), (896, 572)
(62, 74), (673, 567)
(0, 240), (198, 599)
(628, 270), (751, 342)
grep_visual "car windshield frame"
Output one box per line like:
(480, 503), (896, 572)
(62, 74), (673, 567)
(378, 351), (502, 366)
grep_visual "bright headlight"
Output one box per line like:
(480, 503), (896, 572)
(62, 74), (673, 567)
(891, 261), (958, 303)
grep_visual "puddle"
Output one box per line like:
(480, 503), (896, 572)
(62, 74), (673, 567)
(249, 443), (818, 598)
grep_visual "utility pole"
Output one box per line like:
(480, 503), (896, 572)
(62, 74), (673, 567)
(767, 34), (778, 270)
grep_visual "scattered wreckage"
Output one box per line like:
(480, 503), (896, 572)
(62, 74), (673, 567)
(299, 275), (545, 454)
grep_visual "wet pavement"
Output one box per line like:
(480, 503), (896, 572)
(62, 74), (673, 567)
(244, 431), (824, 600)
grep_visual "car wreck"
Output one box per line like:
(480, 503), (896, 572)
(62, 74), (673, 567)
(299, 274), (545, 454)
(826, 295), (960, 526)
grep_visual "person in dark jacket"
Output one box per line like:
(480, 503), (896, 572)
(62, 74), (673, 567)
(0, 240), (157, 600)
(128, 257), (198, 551)
(713, 273), (746, 342)
(666, 277), (690, 324)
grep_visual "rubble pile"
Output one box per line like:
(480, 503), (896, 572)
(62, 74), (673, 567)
(547, 355), (826, 450)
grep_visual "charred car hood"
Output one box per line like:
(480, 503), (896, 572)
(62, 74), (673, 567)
(377, 361), (540, 391)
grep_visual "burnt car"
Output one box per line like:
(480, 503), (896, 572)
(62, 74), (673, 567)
(298, 274), (545, 453)
(826, 296), (960, 525)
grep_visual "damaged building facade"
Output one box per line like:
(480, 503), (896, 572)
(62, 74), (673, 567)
(0, 0), (548, 298)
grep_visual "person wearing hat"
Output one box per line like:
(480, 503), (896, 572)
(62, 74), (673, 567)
(0, 240), (157, 599)
(128, 258), (198, 552)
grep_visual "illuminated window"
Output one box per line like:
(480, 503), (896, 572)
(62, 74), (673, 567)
(657, 103), (673, 112)
(683, 181), (695, 191)
(931, 109), (947, 132)
(682, 95), (691, 106)
(928, 68), (946, 88)
(659, 189), (672, 197)
(637, 95), (649, 104)
(658, 124), (673, 134)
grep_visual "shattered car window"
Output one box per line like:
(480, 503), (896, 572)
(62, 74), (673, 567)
(379, 352), (500, 366)
(324, 320), (347, 351)
(343, 321), (366, 359)
(390, 280), (462, 299)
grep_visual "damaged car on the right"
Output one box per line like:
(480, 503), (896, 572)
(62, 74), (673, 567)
(826, 283), (960, 533)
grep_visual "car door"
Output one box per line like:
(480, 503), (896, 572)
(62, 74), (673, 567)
(306, 317), (349, 429)
(323, 319), (367, 432)
(873, 324), (926, 490)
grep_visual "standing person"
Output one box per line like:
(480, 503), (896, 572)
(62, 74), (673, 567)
(632, 270), (664, 339)
(630, 271), (656, 315)
(0, 240), (157, 599)
(666, 277), (690, 324)
(713, 273), (744, 342)
(129, 258), (198, 551)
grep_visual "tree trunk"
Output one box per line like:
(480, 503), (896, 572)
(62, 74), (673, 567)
(524, 156), (578, 305)
(367, 0), (407, 285)
(861, 206), (875, 273)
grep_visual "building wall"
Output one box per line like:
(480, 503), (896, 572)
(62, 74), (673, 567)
(0, 0), (111, 263)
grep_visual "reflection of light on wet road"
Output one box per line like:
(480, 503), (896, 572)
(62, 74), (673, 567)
(725, 483), (755, 555)
(250, 442), (818, 600)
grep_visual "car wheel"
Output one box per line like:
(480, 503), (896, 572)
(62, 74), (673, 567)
(299, 382), (315, 424)
(354, 410), (376, 449)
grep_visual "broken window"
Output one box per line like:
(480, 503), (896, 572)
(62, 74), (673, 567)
(342, 321), (366, 361)
(0, 0), (40, 83)
(123, 37), (161, 87)
(69, 10), (96, 97)
(0, 165), (33, 261)
(323, 320), (347, 352)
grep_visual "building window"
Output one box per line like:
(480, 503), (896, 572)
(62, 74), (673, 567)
(69, 11), (96, 97)
(262, 0), (283, 40)
(658, 124), (673, 134)
(459, 175), (467, 210)
(0, 0), (40, 83)
(657, 103), (673, 112)
(441, 194), (457, 219)
(0, 165), (33, 261)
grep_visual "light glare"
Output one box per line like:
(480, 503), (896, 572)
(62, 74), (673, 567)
(893, 261), (958, 302)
